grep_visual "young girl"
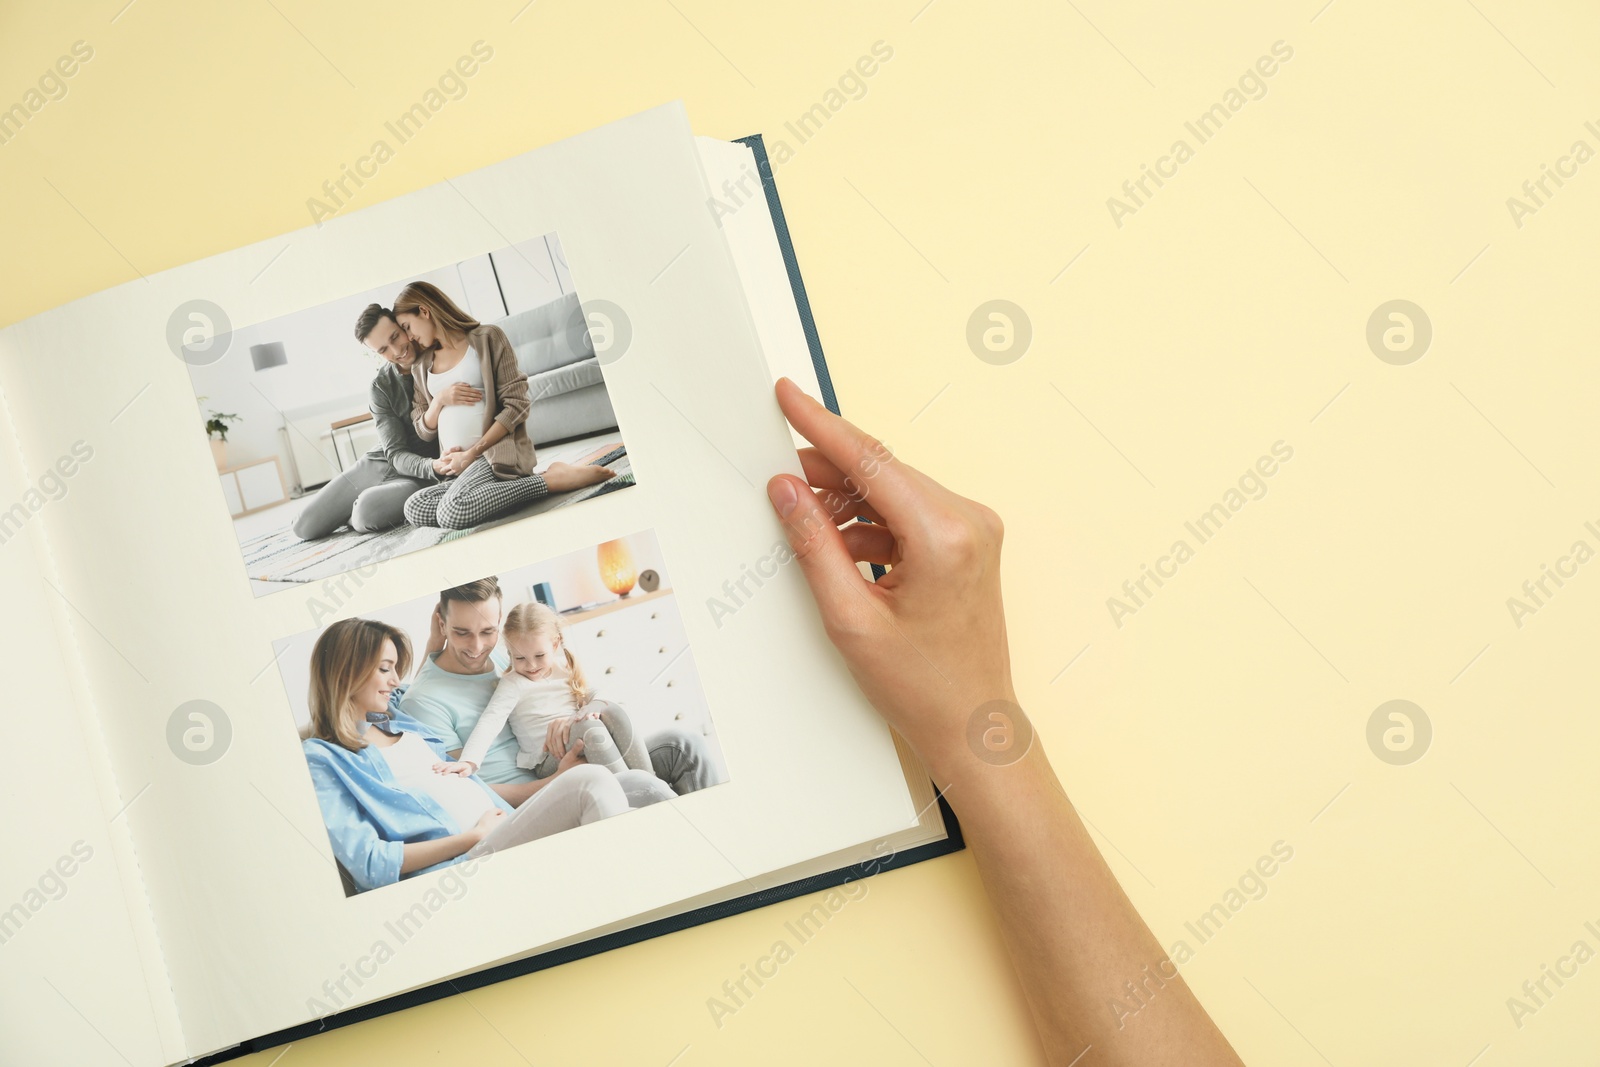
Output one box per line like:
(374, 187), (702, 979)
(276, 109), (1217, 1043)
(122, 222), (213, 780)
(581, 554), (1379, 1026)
(392, 280), (615, 530)
(433, 601), (653, 782)
(302, 616), (630, 893)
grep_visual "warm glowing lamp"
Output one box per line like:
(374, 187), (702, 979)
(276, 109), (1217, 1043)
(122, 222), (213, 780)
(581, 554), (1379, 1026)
(597, 539), (637, 597)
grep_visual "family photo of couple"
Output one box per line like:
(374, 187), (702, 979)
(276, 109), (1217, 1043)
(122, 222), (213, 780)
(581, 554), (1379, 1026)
(295, 283), (616, 538)
(277, 535), (728, 895)
(185, 233), (635, 596)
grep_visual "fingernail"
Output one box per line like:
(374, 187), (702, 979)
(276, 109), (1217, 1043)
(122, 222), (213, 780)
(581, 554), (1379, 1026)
(767, 476), (798, 518)
(776, 377), (814, 404)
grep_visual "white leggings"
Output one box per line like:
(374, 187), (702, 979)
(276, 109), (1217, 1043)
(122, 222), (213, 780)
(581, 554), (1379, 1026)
(465, 765), (666, 858)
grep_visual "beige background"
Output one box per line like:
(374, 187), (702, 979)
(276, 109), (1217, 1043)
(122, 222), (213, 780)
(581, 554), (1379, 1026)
(3, 1), (1596, 1064)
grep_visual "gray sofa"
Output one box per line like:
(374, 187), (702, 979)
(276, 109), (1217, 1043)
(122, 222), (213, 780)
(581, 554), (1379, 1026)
(493, 291), (618, 447)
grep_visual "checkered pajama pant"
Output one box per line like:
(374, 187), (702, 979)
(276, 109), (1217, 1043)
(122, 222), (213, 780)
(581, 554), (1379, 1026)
(402, 457), (550, 530)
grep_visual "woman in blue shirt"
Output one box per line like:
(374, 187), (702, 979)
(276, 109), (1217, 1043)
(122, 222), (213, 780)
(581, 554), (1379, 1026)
(304, 617), (631, 893)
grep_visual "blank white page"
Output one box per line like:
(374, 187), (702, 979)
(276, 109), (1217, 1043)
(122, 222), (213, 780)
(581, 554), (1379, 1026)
(0, 420), (178, 1065)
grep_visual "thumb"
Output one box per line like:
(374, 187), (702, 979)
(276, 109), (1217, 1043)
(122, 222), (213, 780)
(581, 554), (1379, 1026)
(767, 474), (866, 621)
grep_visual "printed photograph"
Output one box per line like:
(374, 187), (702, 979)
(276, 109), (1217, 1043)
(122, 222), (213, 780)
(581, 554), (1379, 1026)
(186, 232), (634, 596)
(273, 530), (729, 896)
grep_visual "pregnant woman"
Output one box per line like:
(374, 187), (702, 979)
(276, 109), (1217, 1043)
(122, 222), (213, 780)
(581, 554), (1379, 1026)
(303, 616), (635, 893)
(393, 280), (614, 530)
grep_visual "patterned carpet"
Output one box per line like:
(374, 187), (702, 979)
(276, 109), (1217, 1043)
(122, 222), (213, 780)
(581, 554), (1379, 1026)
(241, 445), (633, 585)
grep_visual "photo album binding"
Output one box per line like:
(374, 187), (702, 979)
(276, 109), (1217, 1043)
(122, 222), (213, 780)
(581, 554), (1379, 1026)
(0, 103), (957, 1065)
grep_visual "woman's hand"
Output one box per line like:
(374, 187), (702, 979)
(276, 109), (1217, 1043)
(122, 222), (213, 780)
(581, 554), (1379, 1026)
(433, 382), (484, 408)
(763, 377), (1015, 785)
(423, 383), (484, 434)
(763, 378), (1244, 1067)
(469, 808), (505, 844)
(432, 760), (477, 777)
(440, 446), (475, 476)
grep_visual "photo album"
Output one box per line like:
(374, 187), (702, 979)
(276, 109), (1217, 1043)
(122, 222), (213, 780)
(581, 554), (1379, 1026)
(0, 103), (958, 1065)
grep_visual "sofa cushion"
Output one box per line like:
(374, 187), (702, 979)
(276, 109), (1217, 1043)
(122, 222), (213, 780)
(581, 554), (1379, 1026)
(526, 357), (604, 403)
(530, 383), (617, 447)
(495, 291), (593, 377)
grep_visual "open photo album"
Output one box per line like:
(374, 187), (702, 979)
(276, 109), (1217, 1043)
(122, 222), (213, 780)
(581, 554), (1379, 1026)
(0, 103), (958, 1065)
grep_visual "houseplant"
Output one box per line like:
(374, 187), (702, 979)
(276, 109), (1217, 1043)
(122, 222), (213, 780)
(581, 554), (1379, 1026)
(202, 405), (243, 470)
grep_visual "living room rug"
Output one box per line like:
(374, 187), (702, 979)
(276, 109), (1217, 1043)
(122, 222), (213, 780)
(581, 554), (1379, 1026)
(241, 445), (632, 585)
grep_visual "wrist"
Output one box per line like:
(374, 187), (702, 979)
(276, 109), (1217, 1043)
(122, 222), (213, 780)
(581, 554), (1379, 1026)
(911, 694), (1036, 791)
(933, 740), (1063, 823)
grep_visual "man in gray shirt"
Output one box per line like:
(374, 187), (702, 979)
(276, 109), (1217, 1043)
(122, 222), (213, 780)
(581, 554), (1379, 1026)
(293, 303), (452, 539)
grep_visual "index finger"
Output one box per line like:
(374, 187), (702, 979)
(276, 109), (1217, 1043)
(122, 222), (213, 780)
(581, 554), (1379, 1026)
(774, 377), (926, 527)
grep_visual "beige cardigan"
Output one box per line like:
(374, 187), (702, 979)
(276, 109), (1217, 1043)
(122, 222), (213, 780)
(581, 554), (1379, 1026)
(410, 323), (536, 480)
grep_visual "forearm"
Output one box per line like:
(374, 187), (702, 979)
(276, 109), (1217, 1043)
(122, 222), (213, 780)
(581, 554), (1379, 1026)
(763, 378), (1241, 1063)
(942, 745), (1242, 1067)
(488, 332), (531, 427)
(468, 420), (508, 458)
(409, 386), (438, 441)
(458, 715), (507, 771)
(373, 404), (438, 482)
(389, 447), (438, 482)
(399, 831), (477, 875)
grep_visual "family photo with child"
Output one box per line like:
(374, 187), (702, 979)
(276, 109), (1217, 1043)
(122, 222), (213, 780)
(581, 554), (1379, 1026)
(277, 538), (728, 895)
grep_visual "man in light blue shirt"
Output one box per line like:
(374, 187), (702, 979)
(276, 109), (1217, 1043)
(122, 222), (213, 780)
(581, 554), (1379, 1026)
(401, 577), (721, 808)
(401, 643), (527, 787)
